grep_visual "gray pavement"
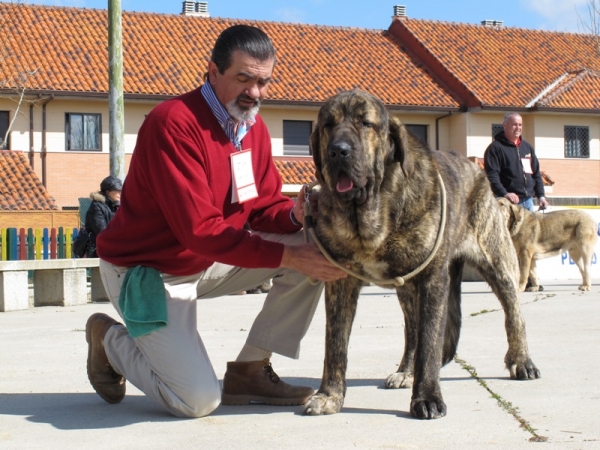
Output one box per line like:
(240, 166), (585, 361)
(1, 280), (599, 449)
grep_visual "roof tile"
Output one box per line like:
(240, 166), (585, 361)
(0, 3), (458, 108)
(394, 18), (600, 109)
(0, 151), (58, 210)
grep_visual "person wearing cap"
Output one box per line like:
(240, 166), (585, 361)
(84, 175), (122, 257)
(84, 24), (347, 418)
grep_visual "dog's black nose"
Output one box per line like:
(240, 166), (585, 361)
(328, 141), (352, 159)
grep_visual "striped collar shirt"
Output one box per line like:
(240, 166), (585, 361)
(201, 82), (255, 150)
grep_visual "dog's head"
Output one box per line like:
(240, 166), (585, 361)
(497, 197), (526, 236)
(310, 89), (413, 206)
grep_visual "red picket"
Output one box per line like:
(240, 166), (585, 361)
(19, 228), (26, 260)
(50, 228), (57, 259)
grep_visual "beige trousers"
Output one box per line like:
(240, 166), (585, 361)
(99, 230), (324, 417)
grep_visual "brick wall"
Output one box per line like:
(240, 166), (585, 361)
(539, 159), (600, 198)
(31, 152), (133, 209)
(0, 211), (79, 229)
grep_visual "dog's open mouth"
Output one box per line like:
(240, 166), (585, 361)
(336, 171), (354, 193)
(333, 170), (368, 204)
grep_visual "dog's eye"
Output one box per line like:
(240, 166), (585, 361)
(362, 121), (374, 128)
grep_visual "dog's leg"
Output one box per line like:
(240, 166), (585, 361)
(526, 259), (542, 292)
(410, 272), (450, 420)
(517, 249), (534, 292)
(478, 234), (540, 380)
(386, 283), (418, 389)
(304, 276), (362, 416)
(571, 248), (592, 291)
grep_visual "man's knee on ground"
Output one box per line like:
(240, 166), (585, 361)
(162, 378), (222, 418)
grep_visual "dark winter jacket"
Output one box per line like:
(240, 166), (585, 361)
(483, 132), (545, 200)
(84, 192), (119, 257)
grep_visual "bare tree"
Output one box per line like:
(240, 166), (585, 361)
(0, 0), (38, 149)
(577, 0), (600, 55)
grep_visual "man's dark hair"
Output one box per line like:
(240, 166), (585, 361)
(211, 24), (276, 74)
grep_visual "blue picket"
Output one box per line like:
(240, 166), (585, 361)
(1, 227), (82, 261)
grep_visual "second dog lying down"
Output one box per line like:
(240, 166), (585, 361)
(497, 198), (598, 292)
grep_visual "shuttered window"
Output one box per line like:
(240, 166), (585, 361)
(283, 120), (312, 156)
(406, 124), (428, 144)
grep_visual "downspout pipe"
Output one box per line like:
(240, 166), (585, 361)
(29, 104), (34, 169)
(435, 112), (452, 150)
(41, 95), (54, 188)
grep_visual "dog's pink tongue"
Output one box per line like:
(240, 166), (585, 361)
(336, 173), (354, 193)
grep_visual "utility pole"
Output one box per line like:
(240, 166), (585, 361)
(108, 0), (125, 180)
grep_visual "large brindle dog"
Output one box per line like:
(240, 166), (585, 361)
(304, 90), (540, 419)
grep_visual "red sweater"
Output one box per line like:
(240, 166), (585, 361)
(97, 88), (301, 276)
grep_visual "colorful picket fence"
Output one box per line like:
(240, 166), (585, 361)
(0, 227), (80, 260)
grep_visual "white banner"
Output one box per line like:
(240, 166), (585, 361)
(533, 207), (600, 281)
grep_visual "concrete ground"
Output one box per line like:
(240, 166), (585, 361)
(1, 280), (599, 449)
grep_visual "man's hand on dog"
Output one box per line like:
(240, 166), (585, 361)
(504, 192), (520, 204)
(292, 184), (320, 225)
(280, 244), (348, 282)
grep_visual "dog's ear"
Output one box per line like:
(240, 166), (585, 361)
(497, 198), (518, 235)
(389, 117), (413, 177)
(507, 203), (525, 235)
(310, 127), (323, 182)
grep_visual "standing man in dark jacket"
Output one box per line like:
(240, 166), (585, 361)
(484, 112), (549, 212)
(84, 175), (122, 257)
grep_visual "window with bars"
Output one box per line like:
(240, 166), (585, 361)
(405, 124), (428, 144)
(492, 123), (503, 138)
(65, 113), (102, 151)
(283, 120), (312, 156)
(564, 126), (589, 158)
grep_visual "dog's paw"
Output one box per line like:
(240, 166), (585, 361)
(525, 285), (541, 292)
(385, 371), (413, 389)
(578, 285), (591, 291)
(507, 359), (541, 380)
(303, 393), (344, 416)
(410, 397), (447, 419)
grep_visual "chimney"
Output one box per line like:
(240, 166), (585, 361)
(481, 19), (503, 28)
(182, 1), (209, 17)
(393, 5), (406, 18)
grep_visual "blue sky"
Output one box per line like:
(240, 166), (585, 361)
(23, 0), (593, 33)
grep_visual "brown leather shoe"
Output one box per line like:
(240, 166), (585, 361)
(221, 359), (314, 406)
(86, 313), (126, 404)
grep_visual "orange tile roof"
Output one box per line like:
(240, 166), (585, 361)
(273, 157), (316, 185)
(535, 69), (600, 109)
(0, 3), (459, 108)
(0, 151), (58, 210)
(391, 18), (600, 110)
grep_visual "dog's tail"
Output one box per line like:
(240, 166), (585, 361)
(442, 258), (463, 366)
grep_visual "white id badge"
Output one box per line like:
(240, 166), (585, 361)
(231, 149), (258, 204)
(521, 157), (533, 174)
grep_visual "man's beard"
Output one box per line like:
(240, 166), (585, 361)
(226, 95), (260, 122)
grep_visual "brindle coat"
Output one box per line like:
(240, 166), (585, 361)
(304, 90), (540, 420)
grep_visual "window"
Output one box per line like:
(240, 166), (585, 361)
(564, 126), (589, 158)
(66, 113), (101, 151)
(0, 111), (9, 149)
(492, 123), (503, 138)
(283, 120), (312, 156)
(405, 124), (428, 144)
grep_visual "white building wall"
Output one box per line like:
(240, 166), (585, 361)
(532, 114), (600, 160)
